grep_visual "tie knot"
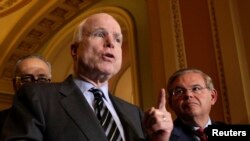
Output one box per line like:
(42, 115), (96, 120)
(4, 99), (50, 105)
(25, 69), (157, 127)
(89, 88), (103, 100)
(197, 128), (205, 133)
(194, 128), (208, 141)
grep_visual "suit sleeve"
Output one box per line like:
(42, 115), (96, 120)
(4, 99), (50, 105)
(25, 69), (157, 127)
(1, 84), (45, 141)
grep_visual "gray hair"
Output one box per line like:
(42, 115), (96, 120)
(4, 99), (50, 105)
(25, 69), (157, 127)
(71, 19), (88, 46)
(167, 68), (215, 95)
(14, 55), (52, 78)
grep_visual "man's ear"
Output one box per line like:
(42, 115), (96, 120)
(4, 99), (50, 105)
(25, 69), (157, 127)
(12, 78), (19, 92)
(71, 43), (78, 57)
(211, 89), (218, 105)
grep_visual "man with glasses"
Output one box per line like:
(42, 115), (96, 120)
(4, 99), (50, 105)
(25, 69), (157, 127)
(166, 68), (218, 141)
(0, 55), (51, 134)
(12, 55), (52, 91)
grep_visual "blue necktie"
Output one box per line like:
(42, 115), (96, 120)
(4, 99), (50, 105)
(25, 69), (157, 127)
(89, 88), (122, 141)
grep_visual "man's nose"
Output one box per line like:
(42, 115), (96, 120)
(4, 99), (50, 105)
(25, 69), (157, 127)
(104, 34), (114, 48)
(183, 89), (194, 99)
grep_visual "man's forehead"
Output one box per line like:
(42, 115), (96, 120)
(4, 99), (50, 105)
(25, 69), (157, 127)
(86, 13), (114, 21)
(84, 14), (121, 31)
(174, 73), (205, 84)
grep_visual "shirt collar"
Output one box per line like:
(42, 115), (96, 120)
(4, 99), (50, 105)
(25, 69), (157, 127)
(73, 77), (109, 99)
(193, 118), (212, 130)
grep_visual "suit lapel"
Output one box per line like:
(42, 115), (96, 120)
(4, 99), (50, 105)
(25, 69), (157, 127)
(59, 76), (108, 141)
(171, 118), (198, 141)
(109, 95), (145, 141)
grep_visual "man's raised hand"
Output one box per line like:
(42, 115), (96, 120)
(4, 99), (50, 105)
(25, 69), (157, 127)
(144, 88), (173, 141)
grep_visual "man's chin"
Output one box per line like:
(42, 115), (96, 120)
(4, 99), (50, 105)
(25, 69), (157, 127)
(101, 68), (120, 76)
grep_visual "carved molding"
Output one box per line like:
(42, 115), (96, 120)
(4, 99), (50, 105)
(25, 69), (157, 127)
(208, 0), (231, 123)
(170, 0), (187, 69)
(0, 0), (31, 17)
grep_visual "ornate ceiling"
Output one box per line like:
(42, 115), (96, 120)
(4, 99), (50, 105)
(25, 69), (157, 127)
(0, 0), (132, 95)
(1, 0), (98, 78)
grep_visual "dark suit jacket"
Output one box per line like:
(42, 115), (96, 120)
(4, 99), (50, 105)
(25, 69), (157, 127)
(169, 118), (198, 141)
(1, 75), (145, 141)
(0, 109), (9, 135)
(170, 118), (223, 141)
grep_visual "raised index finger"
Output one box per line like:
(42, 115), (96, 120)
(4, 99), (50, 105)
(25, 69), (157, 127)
(156, 88), (167, 111)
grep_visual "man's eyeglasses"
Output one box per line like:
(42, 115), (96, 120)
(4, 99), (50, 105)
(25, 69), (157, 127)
(15, 75), (51, 84)
(171, 85), (208, 97)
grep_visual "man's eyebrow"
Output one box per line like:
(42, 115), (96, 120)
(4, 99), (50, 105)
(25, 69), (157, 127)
(37, 74), (48, 77)
(114, 32), (122, 38)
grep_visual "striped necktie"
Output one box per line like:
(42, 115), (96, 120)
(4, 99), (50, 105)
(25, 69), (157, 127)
(89, 88), (122, 141)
